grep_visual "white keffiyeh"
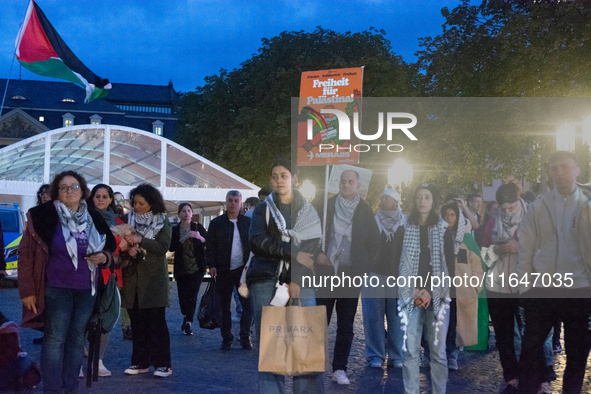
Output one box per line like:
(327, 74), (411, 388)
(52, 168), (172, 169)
(54, 200), (106, 295)
(492, 198), (526, 244)
(375, 206), (405, 242)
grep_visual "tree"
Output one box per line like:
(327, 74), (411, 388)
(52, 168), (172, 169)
(411, 0), (591, 191)
(176, 27), (417, 186)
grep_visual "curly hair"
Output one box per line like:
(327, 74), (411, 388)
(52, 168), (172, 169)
(36, 184), (50, 206)
(49, 171), (90, 201)
(87, 184), (116, 211)
(129, 183), (166, 214)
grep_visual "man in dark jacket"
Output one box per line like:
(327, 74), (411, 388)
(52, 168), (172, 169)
(316, 169), (381, 385)
(207, 191), (252, 350)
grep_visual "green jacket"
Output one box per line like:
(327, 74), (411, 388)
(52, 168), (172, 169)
(121, 218), (172, 309)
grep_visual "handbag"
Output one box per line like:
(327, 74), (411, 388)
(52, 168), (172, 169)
(258, 303), (328, 375)
(197, 281), (222, 330)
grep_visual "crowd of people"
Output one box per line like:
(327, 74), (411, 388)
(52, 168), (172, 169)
(0, 150), (590, 393)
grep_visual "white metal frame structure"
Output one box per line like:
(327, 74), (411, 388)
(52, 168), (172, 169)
(0, 125), (259, 211)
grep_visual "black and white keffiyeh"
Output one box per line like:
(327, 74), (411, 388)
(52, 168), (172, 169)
(375, 206), (405, 242)
(446, 209), (466, 256)
(55, 200), (106, 295)
(335, 193), (360, 225)
(492, 198), (526, 244)
(129, 211), (166, 240)
(398, 219), (449, 316)
(265, 191), (322, 282)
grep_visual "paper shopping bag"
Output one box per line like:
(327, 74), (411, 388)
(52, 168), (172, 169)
(258, 304), (327, 375)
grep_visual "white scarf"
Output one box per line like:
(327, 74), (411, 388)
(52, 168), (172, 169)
(129, 211), (166, 240)
(54, 200), (106, 295)
(492, 198), (527, 244)
(375, 206), (405, 241)
(265, 192), (322, 282)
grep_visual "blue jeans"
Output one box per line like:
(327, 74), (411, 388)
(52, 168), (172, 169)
(250, 280), (324, 394)
(361, 273), (403, 365)
(42, 286), (96, 394)
(403, 303), (450, 394)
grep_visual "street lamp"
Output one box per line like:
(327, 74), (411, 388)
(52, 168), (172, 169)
(556, 121), (575, 152)
(300, 180), (316, 201)
(388, 158), (413, 190)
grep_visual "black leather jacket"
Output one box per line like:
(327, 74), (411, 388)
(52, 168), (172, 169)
(246, 191), (321, 287)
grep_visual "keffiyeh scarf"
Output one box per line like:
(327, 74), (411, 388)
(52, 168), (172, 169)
(397, 219), (450, 351)
(335, 193), (360, 225)
(55, 200), (106, 295)
(265, 192), (322, 281)
(129, 211), (166, 240)
(375, 206), (405, 242)
(492, 198), (526, 244)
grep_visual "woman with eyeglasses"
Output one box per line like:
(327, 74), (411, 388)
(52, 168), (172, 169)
(18, 171), (116, 394)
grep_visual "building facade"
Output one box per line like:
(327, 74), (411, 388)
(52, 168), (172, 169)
(0, 78), (178, 147)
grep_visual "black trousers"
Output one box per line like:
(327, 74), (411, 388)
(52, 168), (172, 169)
(177, 269), (205, 323)
(128, 296), (171, 369)
(487, 293), (521, 383)
(519, 296), (591, 394)
(317, 291), (361, 372)
(217, 267), (252, 343)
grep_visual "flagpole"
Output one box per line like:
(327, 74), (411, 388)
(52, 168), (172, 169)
(0, 54), (17, 119)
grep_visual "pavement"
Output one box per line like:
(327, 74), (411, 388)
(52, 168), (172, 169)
(0, 279), (587, 393)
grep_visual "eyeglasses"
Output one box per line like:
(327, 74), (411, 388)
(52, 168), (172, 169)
(115, 200), (125, 205)
(58, 185), (80, 193)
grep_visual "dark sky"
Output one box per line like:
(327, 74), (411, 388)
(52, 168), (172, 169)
(0, 0), (464, 94)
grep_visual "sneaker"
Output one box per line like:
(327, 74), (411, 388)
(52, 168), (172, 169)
(124, 365), (149, 375)
(184, 322), (193, 336)
(387, 360), (403, 368)
(538, 382), (550, 394)
(501, 379), (519, 394)
(221, 342), (232, 350)
(79, 366), (84, 379)
(332, 370), (350, 385)
(448, 358), (459, 371)
(552, 340), (562, 353)
(98, 359), (111, 377)
(241, 340), (252, 350)
(370, 360), (382, 368)
(154, 367), (172, 378)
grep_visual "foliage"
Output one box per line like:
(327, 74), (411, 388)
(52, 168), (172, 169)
(176, 27), (416, 186)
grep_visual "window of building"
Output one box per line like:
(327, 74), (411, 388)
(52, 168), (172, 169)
(152, 120), (164, 136)
(90, 114), (102, 125)
(62, 113), (74, 127)
(61, 98), (76, 103)
(39, 116), (44, 122)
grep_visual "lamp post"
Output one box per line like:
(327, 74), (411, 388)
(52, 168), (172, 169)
(556, 121), (575, 152)
(388, 158), (413, 191)
(300, 180), (316, 201)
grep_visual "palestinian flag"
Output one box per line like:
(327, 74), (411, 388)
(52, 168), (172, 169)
(15, 0), (111, 103)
